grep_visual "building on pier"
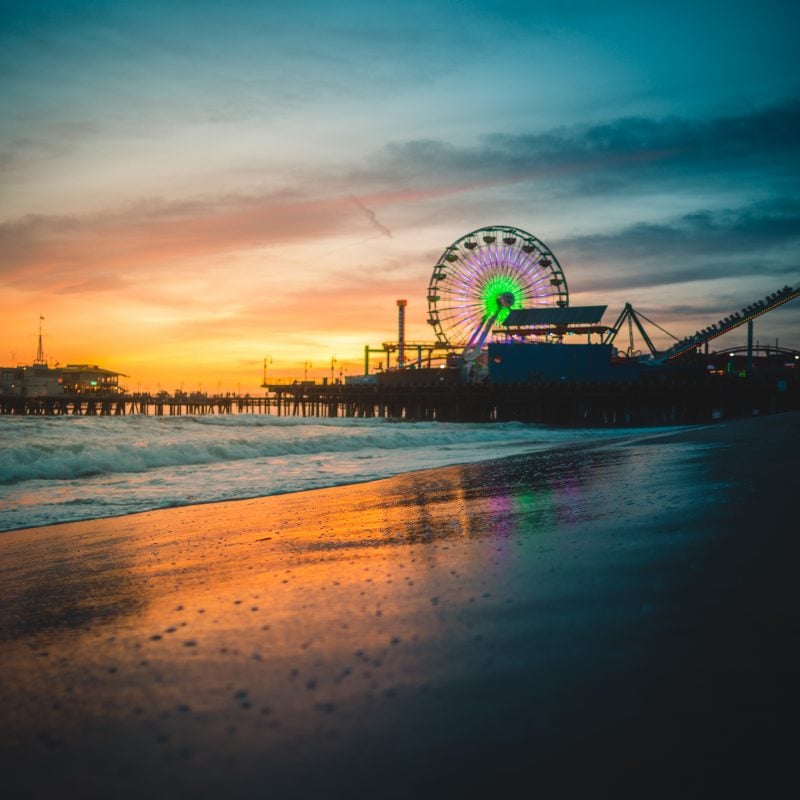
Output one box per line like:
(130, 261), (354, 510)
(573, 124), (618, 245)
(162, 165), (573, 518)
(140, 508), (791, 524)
(60, 364), (126, 395)
(0, 365), (60, 397)
(1, 317), (127, 397)
(0, 363), (126, 397)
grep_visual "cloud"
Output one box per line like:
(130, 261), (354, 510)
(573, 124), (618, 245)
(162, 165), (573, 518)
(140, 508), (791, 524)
(3, 99), (799, 304)
(0, 191), (367, 290)
(350, 196), (392, 238)
(360, 99), (800, 197)
(555, 198), (800, 292)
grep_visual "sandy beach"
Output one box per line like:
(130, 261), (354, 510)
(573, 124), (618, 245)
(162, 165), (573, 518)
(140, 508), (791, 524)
(1, 413), (798, 799)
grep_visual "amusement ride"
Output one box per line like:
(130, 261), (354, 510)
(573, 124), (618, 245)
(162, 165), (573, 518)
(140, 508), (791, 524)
(366, 222), (800, 379)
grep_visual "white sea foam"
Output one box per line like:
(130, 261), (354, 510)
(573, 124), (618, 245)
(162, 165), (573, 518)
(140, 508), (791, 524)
(0, 414), (661, 531)
(0, 415), (542, 484)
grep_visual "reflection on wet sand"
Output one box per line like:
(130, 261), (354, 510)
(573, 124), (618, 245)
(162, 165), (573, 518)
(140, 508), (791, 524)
(0, 436), (719, 797)
(0, 526), (146, 642)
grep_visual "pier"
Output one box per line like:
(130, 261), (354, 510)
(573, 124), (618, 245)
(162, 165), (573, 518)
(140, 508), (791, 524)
(1, 371), (797, 425)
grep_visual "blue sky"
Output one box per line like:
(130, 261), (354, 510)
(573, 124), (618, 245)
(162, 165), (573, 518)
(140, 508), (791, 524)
(1, 0), (799, 384)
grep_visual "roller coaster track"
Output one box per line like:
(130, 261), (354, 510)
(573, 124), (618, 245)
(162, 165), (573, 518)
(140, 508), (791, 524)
(652, 283), (800, 364)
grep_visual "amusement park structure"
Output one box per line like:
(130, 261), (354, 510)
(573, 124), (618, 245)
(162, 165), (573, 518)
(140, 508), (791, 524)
(365, 224), (571, 376)
(426, 225), (568, 359)
(6, 223), (797, 425)
(361, 223), (799, 383)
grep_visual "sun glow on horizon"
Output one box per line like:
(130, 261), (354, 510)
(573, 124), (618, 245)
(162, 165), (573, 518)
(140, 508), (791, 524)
(2, 1), (798, 385)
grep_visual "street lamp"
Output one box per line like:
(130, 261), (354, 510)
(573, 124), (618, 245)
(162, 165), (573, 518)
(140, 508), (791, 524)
(330, 355), (337, 383)
(303, 361), (312, 381)
(261, 356), (273, 388)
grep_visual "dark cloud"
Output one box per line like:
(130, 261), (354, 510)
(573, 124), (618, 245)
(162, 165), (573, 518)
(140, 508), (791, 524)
(350, 196), (392, 238)
(554, 198), (800, 294)
(558, 197), (800, 268)
(573, 258), (798, 294)
(365, 99), (800, 196)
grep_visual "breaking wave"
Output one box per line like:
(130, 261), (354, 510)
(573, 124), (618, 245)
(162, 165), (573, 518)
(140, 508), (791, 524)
(0, 415), (553, 485)
(0, 414), (656, 531)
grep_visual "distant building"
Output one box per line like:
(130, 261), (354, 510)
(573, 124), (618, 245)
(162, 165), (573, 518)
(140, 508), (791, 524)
(0, 365), (61, 397)
(0, 367), (28, 396)
(0, 364), (126, 397)
(2, 318), (127, 396)
(60, 364), (126, 395)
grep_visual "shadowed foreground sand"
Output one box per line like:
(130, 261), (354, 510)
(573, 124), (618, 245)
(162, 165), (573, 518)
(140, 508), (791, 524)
(1, 414), (798, 798)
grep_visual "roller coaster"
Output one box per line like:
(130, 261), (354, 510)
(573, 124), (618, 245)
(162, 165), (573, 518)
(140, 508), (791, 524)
(605, 283), (800, 362)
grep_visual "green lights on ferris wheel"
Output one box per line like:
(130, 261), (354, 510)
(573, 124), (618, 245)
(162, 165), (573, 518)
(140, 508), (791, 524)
(480, 275), (525, 325)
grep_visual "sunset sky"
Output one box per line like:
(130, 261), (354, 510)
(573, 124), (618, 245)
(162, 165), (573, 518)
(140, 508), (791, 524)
(2, 0), (799, 391)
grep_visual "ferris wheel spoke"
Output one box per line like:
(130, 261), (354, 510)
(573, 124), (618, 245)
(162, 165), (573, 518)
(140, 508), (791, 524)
(444, 304), (483, 319)
(446, 315), (483, 337)
(518, 274), (550, 294)
(449, 258), (483, 283)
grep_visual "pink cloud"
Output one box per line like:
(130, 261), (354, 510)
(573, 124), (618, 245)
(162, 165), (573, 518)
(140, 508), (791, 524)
(0, 145), (680, 298)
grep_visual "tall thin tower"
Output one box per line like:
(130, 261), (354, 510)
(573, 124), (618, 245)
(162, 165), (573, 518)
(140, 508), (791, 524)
(33, 316), (47, 365)
(396, 300), (407, 369)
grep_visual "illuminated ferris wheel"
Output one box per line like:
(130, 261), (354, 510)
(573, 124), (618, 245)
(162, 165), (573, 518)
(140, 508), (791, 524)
(426, 225), (569, 350)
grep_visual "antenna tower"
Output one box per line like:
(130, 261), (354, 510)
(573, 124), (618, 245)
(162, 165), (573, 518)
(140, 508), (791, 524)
(33, 316), (47, 365)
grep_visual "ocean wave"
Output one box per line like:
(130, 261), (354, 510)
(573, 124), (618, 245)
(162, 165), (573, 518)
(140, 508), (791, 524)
(0, 416), (683, 532)
(0, 415), (549, 485)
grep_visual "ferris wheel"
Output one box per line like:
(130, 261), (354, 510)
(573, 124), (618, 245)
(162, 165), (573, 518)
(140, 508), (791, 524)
(427, 225), (569, 350)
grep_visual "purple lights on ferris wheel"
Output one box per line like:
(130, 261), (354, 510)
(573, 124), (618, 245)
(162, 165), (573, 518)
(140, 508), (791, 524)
(427, 225), (569, 348)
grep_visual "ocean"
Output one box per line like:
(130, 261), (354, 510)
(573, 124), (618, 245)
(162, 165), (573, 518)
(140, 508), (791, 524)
(0, 414), (658, 532)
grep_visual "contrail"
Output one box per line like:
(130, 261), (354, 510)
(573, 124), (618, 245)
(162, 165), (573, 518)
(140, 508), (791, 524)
(350, 196), (392, 238)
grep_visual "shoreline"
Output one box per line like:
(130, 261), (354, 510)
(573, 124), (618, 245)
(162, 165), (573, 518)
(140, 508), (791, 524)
(1, 412), (798, 798)
(1, 422), (701, 536)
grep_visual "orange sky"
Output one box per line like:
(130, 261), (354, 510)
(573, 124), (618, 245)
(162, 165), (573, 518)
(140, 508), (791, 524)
(3, 1), (799, 393)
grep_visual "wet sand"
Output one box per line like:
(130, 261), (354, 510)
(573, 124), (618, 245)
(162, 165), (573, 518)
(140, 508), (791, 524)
(1, 413), (798, 798)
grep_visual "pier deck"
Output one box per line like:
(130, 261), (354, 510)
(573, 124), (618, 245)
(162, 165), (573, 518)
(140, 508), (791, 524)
(1, 374), (797, 425)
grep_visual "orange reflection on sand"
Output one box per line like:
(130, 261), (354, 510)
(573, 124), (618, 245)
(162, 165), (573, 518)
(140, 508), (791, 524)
(0, 466), (527, 759)
(0, 438), (704, 790)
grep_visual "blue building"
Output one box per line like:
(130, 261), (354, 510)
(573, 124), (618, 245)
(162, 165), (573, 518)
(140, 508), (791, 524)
(489, 305), (640, 383)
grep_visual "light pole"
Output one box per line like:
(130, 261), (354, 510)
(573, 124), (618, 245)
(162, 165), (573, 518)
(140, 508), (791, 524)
(261, 356), (273, 388)
(303, 361), (312, 381)
(330, 355), (337, 383)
